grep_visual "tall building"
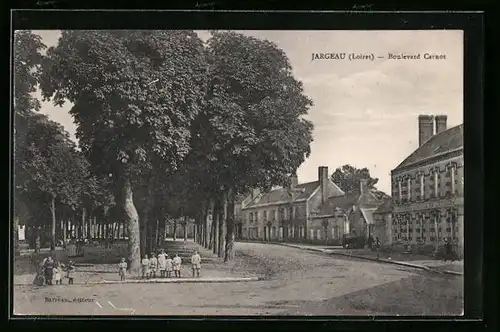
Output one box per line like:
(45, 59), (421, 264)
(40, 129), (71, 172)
(391, 115), (464, 256)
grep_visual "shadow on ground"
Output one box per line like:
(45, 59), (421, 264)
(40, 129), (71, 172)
(279, 273), (463, 316)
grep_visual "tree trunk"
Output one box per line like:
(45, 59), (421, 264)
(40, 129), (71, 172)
(224, 189), (236, 262)
(205, 201), (212, 248)
(173, 219), (177, 241)
(121, 176), (141, 276)
(183, 217), (188, 241)
(87, 213), (91, 239)
(147, 223), (154, 253)
(63, 219), (68, 247)
(92, 216), (96, 239)
(213, 202), (220, 254)
(81, 207), (86, 240)
(218, 195), (227, 258)
(50, 195), (56, 250)
(155, 220), (159, 247)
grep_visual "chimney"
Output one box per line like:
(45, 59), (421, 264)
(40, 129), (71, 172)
(435, 115), (447, 134)
(418, 115), (434, 147)
(360, 179), (368, 195)
(289, 173), (298, 189)
(318, 166), (329, 203)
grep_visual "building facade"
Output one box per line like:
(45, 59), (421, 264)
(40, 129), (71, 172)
(391, 115), (464, 256)
(372, 199), (393, 247)
(240, 166), (345, 242)
(308, 180), (390, 244)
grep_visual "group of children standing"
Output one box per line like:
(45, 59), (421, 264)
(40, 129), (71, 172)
(34, 256), (76, 286)
(118, 249), (202, 281)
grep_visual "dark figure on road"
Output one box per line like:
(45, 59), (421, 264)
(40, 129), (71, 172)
(43, 256), (55, 285)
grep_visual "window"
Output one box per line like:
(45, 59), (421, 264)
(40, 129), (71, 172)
(263, 211), (267, 221)
(249, 213), (253, 222)
(292, 206), (296, 218)
(316, 229), (321, 240)
(255, 211), (259, 222)
(272, 210), (276, 221)
(407, 177), (412, 200)
(310, 229), (314, 240)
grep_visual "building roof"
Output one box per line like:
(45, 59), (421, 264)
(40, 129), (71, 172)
(313, 188), (390, 217)
(373, 198), (393, 214)
(360, 207), (378, 225)
(245, 181), (320, 208)
(315, 192), (359, 216)
(394, 124), (463, 171)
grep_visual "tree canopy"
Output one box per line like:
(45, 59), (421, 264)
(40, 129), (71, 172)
(330, 164), (379, 193)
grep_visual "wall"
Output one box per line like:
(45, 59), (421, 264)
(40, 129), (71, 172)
(373, 212), (392, 247)
(391, 152), (464, 255)
(308, 216), (345, 244)
(241, 200), (309, 241)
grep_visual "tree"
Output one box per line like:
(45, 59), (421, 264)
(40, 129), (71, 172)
(13, 30), (46, 118)
(330, 165), (379, 193)
(40, 31), (208, 274)
(16, 114), (84, 250)
(199, 31), (314, 261)
(13, 31), (47, 239)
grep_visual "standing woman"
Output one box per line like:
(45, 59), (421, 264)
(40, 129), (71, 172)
(43, 256), (55, 285)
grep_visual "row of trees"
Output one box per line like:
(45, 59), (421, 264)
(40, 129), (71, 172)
(14, 30), (314, 274)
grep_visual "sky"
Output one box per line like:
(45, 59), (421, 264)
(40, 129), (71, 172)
(30, 30), (463, 194)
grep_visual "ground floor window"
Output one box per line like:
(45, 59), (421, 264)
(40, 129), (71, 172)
(316, 229), (321, 240)
(310, 229), (314, 240)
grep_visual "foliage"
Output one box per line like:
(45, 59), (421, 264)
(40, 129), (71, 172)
(40, 30), (208, 178)
(13, 30), (46, 117)
(193, 31), (314, 197)
(331, 164), (379, 193)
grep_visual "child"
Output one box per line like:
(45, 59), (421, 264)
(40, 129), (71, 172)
(149, 253), (158, 279)
(165, 254), (173, 278)
(172, 254), (182, 278)
(67, 260), (76, 285)
(118, 258), (127, 281)
(54, 261), (62, 285)
(157, 250), (166, 278)
(191, 250), (201, 278)
(141, 254), (150, 279)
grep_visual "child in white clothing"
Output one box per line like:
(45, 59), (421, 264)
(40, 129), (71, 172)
(165, 254), (173, 278)
(173, 254), (182, 278)
(118, 258), (127, 281)
(149, 253), (158, 278)
(141, 255), (150, 279)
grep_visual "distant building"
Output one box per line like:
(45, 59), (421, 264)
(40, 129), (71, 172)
(18, 224), (26, 241)
(241, 166), (345, 241)
(309, 179), (390, 244)
(391, 115), (463, 256)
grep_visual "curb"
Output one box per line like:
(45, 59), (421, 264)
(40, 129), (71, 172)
(443, 270), (463, 276)
(275, 242), (465, 274)
(95, 277), (261, 284)
(14, 277), (261, 286)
